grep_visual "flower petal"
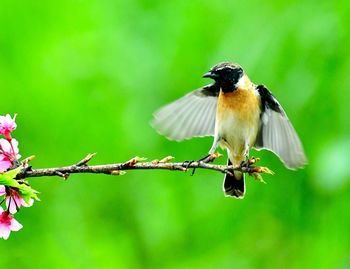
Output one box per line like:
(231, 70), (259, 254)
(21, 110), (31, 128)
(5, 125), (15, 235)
(0, 185), (5, 196)
(10, 218), (22, 231)
(0, 224), (11, 240)
(0, 139), (10, 152)
(0, 160), (11, 172)
(21, 198), (34, 208)
(26, 198), (34, 207)
(11, 139), (19, 154)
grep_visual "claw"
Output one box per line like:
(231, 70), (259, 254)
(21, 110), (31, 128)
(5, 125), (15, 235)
(183, 153), (222, 176)
(239, 160), (249, 170)
(182, 160), (194, 169)
(182, 160), (196, 175)
(190, 167), (197, 176)
(240, 157), (260, 172)
(182, 155), (208, 176)
(183, 154), (209, 176)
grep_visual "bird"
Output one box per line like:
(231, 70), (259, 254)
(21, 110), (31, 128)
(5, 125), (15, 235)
(151, 62), (307, 199)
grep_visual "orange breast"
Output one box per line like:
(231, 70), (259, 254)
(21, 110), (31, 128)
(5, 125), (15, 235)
(217, 88), (261, 125)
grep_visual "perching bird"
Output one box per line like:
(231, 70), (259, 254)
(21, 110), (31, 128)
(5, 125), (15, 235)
(152, 62), (307, 198)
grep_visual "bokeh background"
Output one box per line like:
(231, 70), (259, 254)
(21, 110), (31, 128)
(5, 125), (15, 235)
(1, 0), (350, 268)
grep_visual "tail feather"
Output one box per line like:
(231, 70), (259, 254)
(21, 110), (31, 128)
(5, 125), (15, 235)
(223, 159), (245, 198)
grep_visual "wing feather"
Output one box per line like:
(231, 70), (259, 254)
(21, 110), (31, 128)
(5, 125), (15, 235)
(255, 85), (307, 169)
(151, 84), (219, 141)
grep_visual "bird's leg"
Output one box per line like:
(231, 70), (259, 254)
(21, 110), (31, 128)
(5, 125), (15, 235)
(240, 143), (250, 169)
(197, 135), (221, 163)
(200, 135), (221, 163)
(197, 154), (212, 163)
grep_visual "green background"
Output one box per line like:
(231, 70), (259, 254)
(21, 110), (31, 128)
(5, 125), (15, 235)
(1, 0), (350, 268)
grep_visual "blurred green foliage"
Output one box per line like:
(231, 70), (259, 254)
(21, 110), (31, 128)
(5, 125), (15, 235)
(1, 0), (350, 268)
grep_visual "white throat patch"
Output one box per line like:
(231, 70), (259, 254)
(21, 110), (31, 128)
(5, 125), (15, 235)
(235, 75), (247, 88)
(235, 75), (252, 89)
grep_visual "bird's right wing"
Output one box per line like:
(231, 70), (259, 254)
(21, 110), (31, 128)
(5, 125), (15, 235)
(151, 84), (219, 141)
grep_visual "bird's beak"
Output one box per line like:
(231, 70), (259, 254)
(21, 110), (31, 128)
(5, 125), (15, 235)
(202, 71), (218, 79)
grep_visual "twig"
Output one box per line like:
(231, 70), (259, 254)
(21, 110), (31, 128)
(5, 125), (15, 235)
(16, 153), (273, 180)
(76, 153), (96, 166)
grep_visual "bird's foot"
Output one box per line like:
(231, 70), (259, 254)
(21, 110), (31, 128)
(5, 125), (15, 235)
(199, 152), (223, 163)
(182, 153), (223, 176)
(239, 157), (260, 172)
(182, 160), (196, 176)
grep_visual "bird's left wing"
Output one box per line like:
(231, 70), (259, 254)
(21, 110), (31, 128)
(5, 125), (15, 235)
(254, 85), (307, 169)
(151, 84), (219, 141)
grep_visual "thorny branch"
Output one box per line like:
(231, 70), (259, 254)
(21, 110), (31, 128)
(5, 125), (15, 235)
(15, 153), (273, 182)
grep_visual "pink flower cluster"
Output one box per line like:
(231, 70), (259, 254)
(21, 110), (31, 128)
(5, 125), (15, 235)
(0, 114), (20, 173)
(0, 114), (30, 239)
(0, 186), (34, 214)
(0, 208), (22, 240)
(0, 114), (17, 141)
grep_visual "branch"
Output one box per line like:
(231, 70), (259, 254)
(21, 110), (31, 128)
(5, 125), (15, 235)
(16, 153), (273, 181)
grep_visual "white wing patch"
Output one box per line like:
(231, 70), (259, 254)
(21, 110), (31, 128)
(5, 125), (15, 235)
(151, 88), (218, 141)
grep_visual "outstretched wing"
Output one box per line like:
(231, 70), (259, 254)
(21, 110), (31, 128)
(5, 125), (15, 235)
(254, 85), (307, 169)
(151, 84), (219, 141)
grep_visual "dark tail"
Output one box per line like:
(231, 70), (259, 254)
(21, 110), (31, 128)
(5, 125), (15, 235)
(223, 159), (245, 198)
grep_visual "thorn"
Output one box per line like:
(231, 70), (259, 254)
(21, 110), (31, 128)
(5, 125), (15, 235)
(76, 153), (96, 166)
(111, 170), (126, 176)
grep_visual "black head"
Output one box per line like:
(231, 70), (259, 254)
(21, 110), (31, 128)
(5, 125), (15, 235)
(203, 62), (244, 90)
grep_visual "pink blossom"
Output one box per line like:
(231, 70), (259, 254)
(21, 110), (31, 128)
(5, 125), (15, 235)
(0, 114), (17, 140)
(0, 157), (11, 172)
(0, 186), (34, 214)
(0, 139), (20, 172)
(0, 207), (22, 240)
(0, 185), (4, 195)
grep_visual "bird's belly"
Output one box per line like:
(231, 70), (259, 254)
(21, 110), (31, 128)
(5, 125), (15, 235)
(216, 89), (260, 162)
(218, 113), (258, 153)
